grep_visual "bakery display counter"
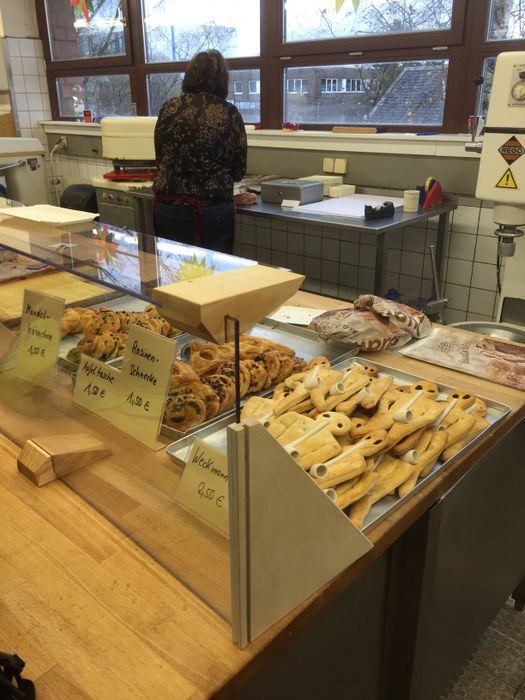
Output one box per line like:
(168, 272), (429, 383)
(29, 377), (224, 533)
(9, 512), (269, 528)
(1, 219), (524, 699)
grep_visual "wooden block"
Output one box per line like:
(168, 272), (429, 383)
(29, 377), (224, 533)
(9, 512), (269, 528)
(332, 126), (377, 134)
(152, 265), (304, 343)
(17, 433), (112, 487)
(0, 112), (16, 137)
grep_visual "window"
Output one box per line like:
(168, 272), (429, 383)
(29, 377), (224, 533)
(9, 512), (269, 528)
(56, 75), (133, 118)
(287, 79), (309, 94)
(142, 0), (260, 62)
(147, 73), (184, 116)
(230, 70), (261, 122)
(487, 0), (525, 40)
(283, 0), (454, 43)
(285, 61), (448, 125)
(37, 1), (525, 131)
(43, 0), (127, 61)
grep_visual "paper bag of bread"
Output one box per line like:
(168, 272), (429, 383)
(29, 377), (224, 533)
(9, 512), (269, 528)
(309, 308), (411, 351)
(353, 294), (431, 338)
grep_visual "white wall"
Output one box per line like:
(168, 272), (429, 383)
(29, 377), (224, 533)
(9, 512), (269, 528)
(0, 2), (51, 147)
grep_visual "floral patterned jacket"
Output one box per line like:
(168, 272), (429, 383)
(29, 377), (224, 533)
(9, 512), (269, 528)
(153, 91), (247, 204)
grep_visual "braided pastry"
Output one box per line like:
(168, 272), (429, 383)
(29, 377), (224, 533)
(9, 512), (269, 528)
(237, 334), (296, 357)
(169, 360), (200, 391)
(189, 341), (235, 375)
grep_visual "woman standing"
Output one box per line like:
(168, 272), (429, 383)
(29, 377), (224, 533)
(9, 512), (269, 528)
(153, 49), (247, 254)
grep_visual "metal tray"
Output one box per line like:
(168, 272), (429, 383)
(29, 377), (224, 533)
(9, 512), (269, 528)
(159, 318), (358, 441)
(165, 356), (511, 532)
(59, 294), (183, 371)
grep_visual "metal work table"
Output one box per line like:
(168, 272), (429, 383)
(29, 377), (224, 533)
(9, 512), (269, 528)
(237, 198), (457, 297)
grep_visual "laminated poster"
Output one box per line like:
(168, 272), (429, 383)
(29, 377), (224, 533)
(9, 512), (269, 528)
(400, 326), (525, 391)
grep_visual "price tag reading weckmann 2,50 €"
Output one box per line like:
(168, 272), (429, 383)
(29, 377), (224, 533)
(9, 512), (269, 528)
(15, 289), (64, 388)
(176, 438), (229, 535)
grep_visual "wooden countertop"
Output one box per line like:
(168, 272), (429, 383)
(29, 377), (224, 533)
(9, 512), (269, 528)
(0, 290), (524, 699)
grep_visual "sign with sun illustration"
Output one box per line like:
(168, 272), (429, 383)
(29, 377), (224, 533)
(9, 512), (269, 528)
(173, 255), (217, 281)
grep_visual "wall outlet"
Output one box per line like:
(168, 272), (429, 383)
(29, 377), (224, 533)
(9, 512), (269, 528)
(323, 157), (335, 173)
(334, 158), (347, 174)
(55, 136), (68, 150)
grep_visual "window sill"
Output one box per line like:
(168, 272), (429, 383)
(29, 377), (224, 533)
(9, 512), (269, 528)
(40, 121), (102, 136)
(40, 121), (479, 160)
(246, 129), (480, 159)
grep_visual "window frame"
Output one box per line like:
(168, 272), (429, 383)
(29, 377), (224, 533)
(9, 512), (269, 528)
(37, 0), (525, 133)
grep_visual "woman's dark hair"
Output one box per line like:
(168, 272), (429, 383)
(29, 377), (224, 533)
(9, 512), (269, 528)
(182, 49), (229, 100)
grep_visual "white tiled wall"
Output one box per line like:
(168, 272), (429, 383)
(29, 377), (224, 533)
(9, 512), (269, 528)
(48, 153), (109, 205)
(7, 36), (50, 145)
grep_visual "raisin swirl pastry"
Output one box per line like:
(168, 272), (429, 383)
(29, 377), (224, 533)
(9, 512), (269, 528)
(205, 360), (252, 398)
(163, 390), (208, 431)
(243, 358), (269, 393)
(202, 373), (237, 411)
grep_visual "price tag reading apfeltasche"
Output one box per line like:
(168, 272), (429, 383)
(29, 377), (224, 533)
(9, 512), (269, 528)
(176, 438), (229, 535)
(113, 323), (177, 449)
(15, 289), (64, 388)
(73, 355), (120, 420)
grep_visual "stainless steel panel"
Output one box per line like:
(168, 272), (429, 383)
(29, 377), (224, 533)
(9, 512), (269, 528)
(408, 420), (525, 700)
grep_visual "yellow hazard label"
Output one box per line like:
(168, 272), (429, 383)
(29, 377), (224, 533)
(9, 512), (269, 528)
(496, 169), (518, 189)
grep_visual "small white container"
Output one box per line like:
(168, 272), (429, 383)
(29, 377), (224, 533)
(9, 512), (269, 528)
(403, 189), (420, 213)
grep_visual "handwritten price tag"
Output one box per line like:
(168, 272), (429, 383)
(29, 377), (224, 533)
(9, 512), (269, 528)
(73, 356), (120, 419)
(176, 438), (229, 535)
(15, 289), (64, 388)
(112, 323), (177, 449)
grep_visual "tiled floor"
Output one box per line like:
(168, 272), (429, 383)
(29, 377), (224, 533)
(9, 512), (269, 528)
(441, 600), (525, 699)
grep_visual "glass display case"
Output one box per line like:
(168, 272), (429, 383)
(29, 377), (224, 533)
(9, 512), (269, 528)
(0, 212), (513, 648)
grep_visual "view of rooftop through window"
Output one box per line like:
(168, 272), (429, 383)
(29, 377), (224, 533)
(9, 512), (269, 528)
(284, 61), (448, 125)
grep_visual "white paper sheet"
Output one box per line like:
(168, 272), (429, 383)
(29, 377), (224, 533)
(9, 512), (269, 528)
(293, 194), (404, 218)
(267, 305), (327, 326)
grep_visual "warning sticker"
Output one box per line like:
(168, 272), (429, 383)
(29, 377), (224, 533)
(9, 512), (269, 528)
(498, 136), (525, 164)
(496, 169), (518, 189)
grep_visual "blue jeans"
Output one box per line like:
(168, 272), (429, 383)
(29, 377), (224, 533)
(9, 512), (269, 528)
(153, 200), (235, 254)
